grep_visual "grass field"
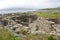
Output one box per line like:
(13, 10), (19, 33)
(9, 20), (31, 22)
(33, 12), (60, 18)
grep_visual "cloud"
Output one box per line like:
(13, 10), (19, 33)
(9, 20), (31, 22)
(0, 0), (60, 9)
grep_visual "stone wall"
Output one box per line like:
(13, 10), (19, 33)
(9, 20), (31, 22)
(11, 14), (37, 26)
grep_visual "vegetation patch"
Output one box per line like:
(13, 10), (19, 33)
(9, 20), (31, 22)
(33, 12), (60, 18)
(0, 29), (19, 40)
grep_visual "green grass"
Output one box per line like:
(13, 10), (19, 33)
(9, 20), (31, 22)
(33, 12), (60, 18)
(19, 34), (59, 40)
(0, 29), (19, 40)
(0, 29), (60, 40)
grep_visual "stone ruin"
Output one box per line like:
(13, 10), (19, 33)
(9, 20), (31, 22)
(0, 13), (60, 35)
(11, 13), (37, 26)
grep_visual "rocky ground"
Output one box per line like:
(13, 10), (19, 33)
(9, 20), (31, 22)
(0, 13), (60, 37)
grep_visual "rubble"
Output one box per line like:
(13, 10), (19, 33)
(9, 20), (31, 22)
(0, 13), (60, 36)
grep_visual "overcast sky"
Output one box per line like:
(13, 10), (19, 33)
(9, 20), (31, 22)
(0, 0), (60, 9)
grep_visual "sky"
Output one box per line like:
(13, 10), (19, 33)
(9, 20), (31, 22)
(0, 0), (60, 9)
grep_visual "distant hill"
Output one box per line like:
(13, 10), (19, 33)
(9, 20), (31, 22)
(42, 7), (60, 10)
(0, 8), (37, 13)
(37, 7), (60, 13)
(0, 8), (35, 11)
(0, 7), (60, 13)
